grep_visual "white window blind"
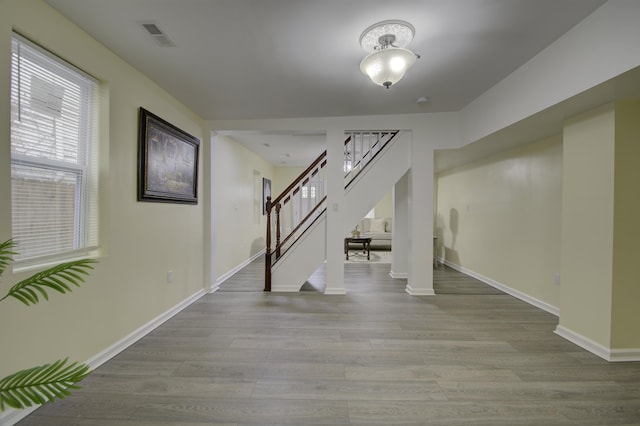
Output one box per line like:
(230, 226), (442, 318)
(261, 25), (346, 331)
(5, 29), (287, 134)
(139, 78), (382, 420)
(10, 33), (99, 264)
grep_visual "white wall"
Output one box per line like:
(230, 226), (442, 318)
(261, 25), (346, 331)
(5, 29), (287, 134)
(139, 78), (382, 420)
(0, 0), (206, 383)
(436, 135), (563, 309)
(461, 0), (640, 146)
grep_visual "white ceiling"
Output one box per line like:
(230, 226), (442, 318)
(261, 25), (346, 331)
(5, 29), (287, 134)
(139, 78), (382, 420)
(43, 0), (610, 168)
(217, 130), (327, 167)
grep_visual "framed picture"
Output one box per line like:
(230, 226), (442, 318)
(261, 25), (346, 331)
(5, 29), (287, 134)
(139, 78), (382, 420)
(262, 177), (272, 215)
(138, 107), (199, 204)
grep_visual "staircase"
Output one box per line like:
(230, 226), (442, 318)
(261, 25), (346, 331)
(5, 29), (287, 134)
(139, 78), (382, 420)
(265, 130), (411, 291)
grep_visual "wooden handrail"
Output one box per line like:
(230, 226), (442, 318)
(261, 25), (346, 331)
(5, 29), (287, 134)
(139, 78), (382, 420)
(271, 151), (326, 207)
(274, 204), (327, 263)
(277, 195), (327, 251)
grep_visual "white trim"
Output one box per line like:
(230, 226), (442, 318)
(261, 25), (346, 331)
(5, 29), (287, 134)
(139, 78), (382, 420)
(85, 289), (206, 369)
(210, 249), (265, 292)
(389, 271), (408, 279)
(440, 258), (560, 317)
(439, 259), (640, 363)
(610, 348), (640, 362)
(208, 281), (221, 294)
(324, 288), (347, 295)
(1, 406), (39, 426)
(554, 326), (640, 363)
(405, 285), (435, 296)
(554, 325), (610, 361)
(0, 288), (206, 426)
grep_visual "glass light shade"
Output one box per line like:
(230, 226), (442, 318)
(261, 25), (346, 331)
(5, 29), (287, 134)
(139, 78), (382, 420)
(359, 47), (417, 88)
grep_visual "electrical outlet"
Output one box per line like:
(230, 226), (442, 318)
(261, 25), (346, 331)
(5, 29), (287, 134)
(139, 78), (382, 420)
(553, 272), (560, 285)
(167, 270), (173, 284)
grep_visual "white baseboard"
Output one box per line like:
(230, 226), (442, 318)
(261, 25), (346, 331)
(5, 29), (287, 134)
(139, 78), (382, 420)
(86, 288), (206, 369)
(609, 348), (640, 362)
(211, 249), (265, 292)
(1, 406), (39, 426)
(441, 258), (560, 317)
(405, 285), (435, 296)
(554, 326), (640, 362)
(389, 270), (408, 279)
(0, 287), (206, 426)
(440, 259), (640, 363)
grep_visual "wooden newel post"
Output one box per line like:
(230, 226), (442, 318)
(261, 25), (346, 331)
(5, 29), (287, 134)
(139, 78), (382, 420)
(275, 203), (282, 258)
(264, 196), (272, 292)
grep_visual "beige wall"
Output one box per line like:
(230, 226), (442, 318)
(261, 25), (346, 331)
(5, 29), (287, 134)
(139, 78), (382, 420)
(373, 190), (393, 219)
(272, 166), (305, 196)
(0, 0), (206, 376)
(560, 105), (615, 348)
(212, 135), (272, 280)
(559, 101), (640, 352)
(436, 135), (563, 308)
(612, 100), (640, 348)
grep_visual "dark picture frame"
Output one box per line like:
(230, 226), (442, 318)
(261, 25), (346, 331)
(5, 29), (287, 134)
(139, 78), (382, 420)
(262, 177), (271, 215)
(138, 107), (199, 204)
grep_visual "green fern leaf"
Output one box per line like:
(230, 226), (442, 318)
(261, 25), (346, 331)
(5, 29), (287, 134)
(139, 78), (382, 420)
(2, 259), (97, 306)
(0, 239), (17, 277)
(0, 358), (91, 411)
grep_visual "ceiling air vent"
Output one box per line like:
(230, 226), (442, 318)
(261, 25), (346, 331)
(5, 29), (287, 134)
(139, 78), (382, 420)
(140, 21), (176, 47)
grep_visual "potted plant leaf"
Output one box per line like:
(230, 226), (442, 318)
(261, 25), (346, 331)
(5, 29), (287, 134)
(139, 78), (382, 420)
(0, 239), (96, 412)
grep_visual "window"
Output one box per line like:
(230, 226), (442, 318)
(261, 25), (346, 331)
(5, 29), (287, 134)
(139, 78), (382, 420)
(301, 185), (317, 199)
(10, 33), (98, 264)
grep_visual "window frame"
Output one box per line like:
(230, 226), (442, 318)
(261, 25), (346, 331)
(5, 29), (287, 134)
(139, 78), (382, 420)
(10, 32), (99, 268)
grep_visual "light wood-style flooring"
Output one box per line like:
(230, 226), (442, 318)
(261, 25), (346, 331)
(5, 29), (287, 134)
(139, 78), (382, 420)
(18, 256), (640, 425)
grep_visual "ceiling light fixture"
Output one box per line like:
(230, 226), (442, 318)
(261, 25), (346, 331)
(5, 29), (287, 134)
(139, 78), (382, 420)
(359, 20), (418, 89)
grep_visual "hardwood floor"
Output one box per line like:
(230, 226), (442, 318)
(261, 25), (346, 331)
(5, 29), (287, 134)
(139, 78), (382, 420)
(18, 257), (640, 425)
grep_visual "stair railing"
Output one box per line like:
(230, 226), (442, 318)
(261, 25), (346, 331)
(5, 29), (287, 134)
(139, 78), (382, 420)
(344, 130), (399, 188)
(265, 151), (327, 291)
(265, 130), (400, 291)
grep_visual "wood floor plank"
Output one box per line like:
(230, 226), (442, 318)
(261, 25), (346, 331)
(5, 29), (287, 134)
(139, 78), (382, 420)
(131, 396), (350, 424)
(250, 378), (447, 401)
(437, 380), (637, 401)
(17, 259), (640, 425)
(173, 360), (346, 381)
(78, 374), (255, 398)
(347, 400), (576, 425)
(344, 365), (522, 382)
(513, 365), (640, 382)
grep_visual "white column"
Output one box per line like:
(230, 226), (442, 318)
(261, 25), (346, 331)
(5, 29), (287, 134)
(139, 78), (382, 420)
(406, 130), (435, 295)
(324, 128), (346, 294)
(390, 171), (409, 279)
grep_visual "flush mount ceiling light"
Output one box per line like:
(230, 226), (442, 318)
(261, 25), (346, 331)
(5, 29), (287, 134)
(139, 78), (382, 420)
(359, 20), (418, 89)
